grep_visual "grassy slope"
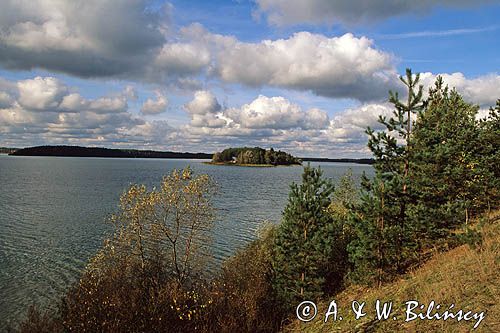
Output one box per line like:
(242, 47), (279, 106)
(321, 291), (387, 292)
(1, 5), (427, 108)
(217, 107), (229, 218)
(286, 211), (500, 332)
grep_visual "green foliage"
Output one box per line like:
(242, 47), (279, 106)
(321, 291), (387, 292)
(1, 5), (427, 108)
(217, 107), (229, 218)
(327, 170), (359, 221)
(477, 99), (500, 210)
(272, 165), (345, 306)
(350, 71), (499, 285)
(349, 69), (424, 284)
(212, 147), (301, 166)
(348, 176), (418, 285)
(410, 78), (481, 241)
(410, 80), (499, 248)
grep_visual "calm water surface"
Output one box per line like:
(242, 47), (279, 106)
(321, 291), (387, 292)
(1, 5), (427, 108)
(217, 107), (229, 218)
(0, 155), (373, 328)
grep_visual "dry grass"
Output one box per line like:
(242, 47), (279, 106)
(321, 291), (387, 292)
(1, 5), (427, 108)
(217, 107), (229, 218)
(286, 210), (500, 333)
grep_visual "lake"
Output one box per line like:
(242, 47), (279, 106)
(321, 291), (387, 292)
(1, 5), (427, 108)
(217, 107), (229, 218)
(0, 155), (373, 328)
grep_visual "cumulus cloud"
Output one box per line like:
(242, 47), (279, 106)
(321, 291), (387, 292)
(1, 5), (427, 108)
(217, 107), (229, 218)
(154, 43), (211, 77)
(0, 0), (402, 104)
(0, 0), (167, 78)
(0, 0), (211, 83)
(17, 77), (68, 110)
(185, 90), (222, 115)
(326, 103), (393, 143)
(184, 90), (226, 128)
(255, 0), (495, 26)
(0, 75), (150, 148)
(224, 95), (329, 130)
(0, 0), (497, 112)
(0, 91), (14, 109)
(420, 72), (500, 107)
(141, 91), (169, 115)
(212, 32), (399, 101)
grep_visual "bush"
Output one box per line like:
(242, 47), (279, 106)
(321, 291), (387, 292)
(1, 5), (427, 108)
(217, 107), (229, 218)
(207, 225), (283, 333)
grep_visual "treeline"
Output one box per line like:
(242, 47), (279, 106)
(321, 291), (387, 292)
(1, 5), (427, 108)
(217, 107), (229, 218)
(0, 147), (17, 154)
(212, 147), (301, 166)
(301, 157), (374, 165)
(11, 145), (213, 159)
(17, 71), (499, 332)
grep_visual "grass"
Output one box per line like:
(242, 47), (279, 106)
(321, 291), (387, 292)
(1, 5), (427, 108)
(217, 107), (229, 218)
(285, 210), (500, 332)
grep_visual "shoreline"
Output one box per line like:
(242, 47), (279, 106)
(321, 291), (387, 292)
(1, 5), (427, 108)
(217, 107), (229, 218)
(203, 161), (301, 167)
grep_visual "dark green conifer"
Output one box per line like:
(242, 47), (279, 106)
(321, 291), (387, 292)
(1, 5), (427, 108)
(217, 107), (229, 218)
(272, 165), (338, 305)
(349, 69), (423, 284)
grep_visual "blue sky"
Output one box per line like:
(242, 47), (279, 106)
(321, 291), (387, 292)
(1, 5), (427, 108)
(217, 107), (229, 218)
(0, 0), (499, 157)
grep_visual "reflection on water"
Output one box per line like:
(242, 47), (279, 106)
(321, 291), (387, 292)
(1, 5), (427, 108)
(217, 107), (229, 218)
(0, 155), (373, 328)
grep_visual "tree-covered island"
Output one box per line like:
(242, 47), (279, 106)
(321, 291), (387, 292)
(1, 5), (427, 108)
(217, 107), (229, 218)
(210, 147), (302, 166)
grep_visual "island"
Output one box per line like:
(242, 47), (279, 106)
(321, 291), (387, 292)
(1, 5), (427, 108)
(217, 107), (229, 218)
(209, 147), (302, 166)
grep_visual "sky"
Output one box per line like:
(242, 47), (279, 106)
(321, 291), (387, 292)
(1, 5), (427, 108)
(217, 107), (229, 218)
(0, 0), (499, 157)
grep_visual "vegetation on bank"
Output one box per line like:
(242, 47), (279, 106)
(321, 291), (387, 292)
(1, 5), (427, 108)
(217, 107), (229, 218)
(211, 147), (302, 166)
(289, 210), (500, 333)
(17, 70), (499, 332)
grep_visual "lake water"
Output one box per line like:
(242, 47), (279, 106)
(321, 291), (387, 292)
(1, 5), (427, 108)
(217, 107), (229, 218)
(0, 155), (373, 329)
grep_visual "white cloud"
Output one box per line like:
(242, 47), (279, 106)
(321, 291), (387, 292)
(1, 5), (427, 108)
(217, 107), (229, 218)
(255, 0), (495, 26)
(0, 0), (208, 82)
(0, 91), (14, 109)
(59, 93), (88, 111)
(123, 85), (138, 100)
(184, 90), (226, 128)
(2, 70), (499, 158)
(141, 91), (169, 115)
(184, 90), (222, 115)
(17, 77), (68, 110)
(224, 95), (329, 130)
(154, 43), (211, 76)
(213, 32), (398, 101)
(88, 96), (128, 114)
(0, 75), (146, 148)
(420, 72), (500, 107)
(326, 103), (393, 143)
(0, 0), (496, 115)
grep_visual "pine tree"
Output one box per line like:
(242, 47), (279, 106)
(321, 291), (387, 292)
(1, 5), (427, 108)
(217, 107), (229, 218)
(349, 69), (423, 284)
(272, 165), (337, 305)
(348, 175), (401, 285)
(411, 80), (496, 241)
(477, 99), (500, 213)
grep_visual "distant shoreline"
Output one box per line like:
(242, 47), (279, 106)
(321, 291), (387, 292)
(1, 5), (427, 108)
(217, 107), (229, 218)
(301, 157), (374, 165)
(10, 145), (212, 160)
(7, 145), (374, 165)
(203, 161), (297, 167)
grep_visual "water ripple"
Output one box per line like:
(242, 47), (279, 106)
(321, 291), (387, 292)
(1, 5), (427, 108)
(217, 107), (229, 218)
(0, 155), (373, 328)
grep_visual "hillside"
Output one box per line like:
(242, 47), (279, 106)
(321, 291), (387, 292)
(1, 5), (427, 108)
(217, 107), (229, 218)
(286, 210), (500, 333)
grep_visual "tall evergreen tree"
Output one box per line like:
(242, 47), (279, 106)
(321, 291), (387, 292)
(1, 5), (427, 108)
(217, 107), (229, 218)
(477, 99), (500, 212)
(272, 165), (339, 305)
(411, 80), (497, 241)
(349, 69), (423, 283)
